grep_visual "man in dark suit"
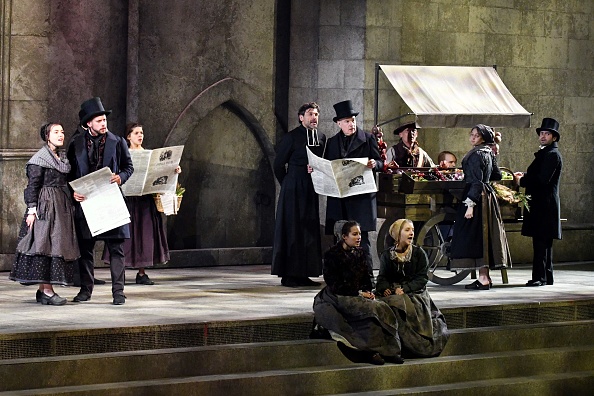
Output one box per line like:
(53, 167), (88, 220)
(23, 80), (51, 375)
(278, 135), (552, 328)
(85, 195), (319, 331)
(514, 117), (563, 287)
(324, 100), (384, 282)
(67, 97), (134, 305)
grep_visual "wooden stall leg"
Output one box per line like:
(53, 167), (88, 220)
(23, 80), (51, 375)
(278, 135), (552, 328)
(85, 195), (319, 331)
(500, 268), (509, 284)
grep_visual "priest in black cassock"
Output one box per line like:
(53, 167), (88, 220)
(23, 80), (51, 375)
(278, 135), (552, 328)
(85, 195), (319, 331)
(271, 103), (327, 287)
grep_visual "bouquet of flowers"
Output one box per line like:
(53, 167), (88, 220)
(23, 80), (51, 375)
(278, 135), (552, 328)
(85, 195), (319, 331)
(492, 182), (530, 211)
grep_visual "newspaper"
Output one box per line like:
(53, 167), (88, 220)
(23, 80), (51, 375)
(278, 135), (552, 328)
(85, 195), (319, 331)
(68, 167), (131, 237)
(306, 147), (377, 198)
(121, 146), (184, 196)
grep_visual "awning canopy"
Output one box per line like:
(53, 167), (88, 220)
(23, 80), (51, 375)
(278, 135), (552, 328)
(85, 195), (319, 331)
(380, 65), (531, 128)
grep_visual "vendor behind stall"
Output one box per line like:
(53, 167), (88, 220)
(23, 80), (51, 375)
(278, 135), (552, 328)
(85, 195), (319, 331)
(386, 123), (435, 168)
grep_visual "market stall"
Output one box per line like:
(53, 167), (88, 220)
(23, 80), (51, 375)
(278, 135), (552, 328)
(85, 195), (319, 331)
(373, 65), (531, 285)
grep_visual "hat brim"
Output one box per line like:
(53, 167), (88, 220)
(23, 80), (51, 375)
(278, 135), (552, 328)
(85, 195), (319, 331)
(333, 112), (359, 122)
(81, 110), (112, 125)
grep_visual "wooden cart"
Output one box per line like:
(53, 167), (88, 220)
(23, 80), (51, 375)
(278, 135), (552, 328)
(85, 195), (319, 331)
(376, 168), (521, 285)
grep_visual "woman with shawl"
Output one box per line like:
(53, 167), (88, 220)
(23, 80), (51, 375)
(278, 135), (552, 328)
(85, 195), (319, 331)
(9, 123), (80, 305)
(376, 219), (449, 357)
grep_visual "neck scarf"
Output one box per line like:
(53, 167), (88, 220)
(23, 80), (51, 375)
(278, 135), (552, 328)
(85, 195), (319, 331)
(27, 144), (71, 174)
(86, 132), (107, 171)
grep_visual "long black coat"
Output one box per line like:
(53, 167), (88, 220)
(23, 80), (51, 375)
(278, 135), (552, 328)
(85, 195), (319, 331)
(324, 127), (383, 233)
(67, 130), (134, 240)
(271, 125), (326, 277)
(520, 142), (562, 240)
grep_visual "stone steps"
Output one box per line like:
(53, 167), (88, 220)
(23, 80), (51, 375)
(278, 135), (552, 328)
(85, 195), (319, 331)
(1, 320), (594, 395)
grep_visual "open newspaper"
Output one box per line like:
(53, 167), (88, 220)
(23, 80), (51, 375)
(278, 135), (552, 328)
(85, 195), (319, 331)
(121, 145), (184, 196)
(69, 167), (131, 237)
(306, 147), (377, 198)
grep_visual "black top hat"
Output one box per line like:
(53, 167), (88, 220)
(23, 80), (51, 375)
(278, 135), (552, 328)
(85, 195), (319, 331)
(79, 97), (112, 125)
(536, 117), (560, 140)
(393, 122), (418, 135)
(332, 100), (359, 122)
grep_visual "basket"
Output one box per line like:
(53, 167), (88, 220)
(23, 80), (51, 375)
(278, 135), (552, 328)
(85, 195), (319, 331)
(154, 194), (183, 213)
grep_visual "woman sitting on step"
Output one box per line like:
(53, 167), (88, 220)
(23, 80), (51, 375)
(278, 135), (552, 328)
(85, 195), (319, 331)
(376, 219), (449, 358)
(313, 220), (404, 365)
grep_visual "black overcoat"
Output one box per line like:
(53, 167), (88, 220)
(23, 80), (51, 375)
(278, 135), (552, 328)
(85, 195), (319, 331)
(67, 130), (134, 240)
(324, 127), (383, 233)
(271, 125), (326, 277)
(520, 142), (562, 240)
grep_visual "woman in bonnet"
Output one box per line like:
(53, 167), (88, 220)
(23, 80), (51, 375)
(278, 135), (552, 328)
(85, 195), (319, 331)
(9, 123), (80, 305)
(376, 219), (449, 357)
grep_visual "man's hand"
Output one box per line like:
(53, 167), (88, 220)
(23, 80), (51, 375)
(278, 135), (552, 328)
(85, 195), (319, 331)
(73, 192), (86, 202)
(367, 159), (376, 168)
(307, 165), (314, 174)
(395, 287), (404, 295)
(383, 289), (392, 297)
(465, 206), (474, 219)
(110, 173), (122, 185)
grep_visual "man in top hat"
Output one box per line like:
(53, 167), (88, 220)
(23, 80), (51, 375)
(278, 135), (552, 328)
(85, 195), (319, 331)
(271, 102), (326, 287)
(324, 100), (384, 283)
(67, 97), (134, 305)
(386, 122), (434, 168)
(514, 117), (563, 287)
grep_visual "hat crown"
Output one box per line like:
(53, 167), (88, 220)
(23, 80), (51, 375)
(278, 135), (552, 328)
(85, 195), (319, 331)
(79, 97), (111, 125)
(536, 117), (559, 133)
(332, 100), (359, 122)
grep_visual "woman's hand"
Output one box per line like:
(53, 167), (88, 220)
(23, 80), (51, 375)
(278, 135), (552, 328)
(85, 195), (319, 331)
(465, 206), (474, 219)
(395, 287), (404, 295)
(26, 214), (36, 228)
(360, 291), (375, 300)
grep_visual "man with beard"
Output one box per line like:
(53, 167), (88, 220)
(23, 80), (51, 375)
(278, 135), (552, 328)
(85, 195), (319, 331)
(386, 123), (434, 168)
(324, 100), (384, 285)
(272, 102), (327, 287)
(67, 97), (134, 305)
(514, 118), (563, 287)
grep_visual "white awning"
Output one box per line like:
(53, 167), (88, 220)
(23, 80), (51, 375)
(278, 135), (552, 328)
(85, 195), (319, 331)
(380, 65), (531, 128)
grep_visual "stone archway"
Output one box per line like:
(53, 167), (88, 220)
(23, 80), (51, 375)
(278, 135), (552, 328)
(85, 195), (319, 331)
(164, 78), (276, 266)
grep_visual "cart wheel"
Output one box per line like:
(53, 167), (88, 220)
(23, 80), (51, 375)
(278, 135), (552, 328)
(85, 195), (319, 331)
(417, 213), (471, 286)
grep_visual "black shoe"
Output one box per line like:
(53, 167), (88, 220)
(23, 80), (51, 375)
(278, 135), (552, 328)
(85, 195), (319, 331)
(337, 341), (367, 364)
(41, 293), (67, 306)
(136, 273), (155, 285)
(465, 280), (490, 290)
(383, 354), (405, 364)
(546, 281), (554, 285)
(298, 277), (320, 286)
(72, 292), (92, 302)
(367, 352), (385, 365)
(526, 280), (545, 286)
(94, 278), (106, 285)
(281, 277), (300, 288)
(113, 295), (126, 305)
(36, 290), (43, 303)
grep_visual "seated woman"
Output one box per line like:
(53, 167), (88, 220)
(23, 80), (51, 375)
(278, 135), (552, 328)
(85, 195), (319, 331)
(313, 220), (404, 365)
(376, 219), (449, 358)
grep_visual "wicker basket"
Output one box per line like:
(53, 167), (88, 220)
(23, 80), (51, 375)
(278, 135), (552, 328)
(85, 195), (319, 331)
(154, 194), (183, 213)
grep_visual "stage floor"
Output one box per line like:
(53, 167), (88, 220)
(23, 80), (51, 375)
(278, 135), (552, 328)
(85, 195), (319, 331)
(1, 263), (594, 334)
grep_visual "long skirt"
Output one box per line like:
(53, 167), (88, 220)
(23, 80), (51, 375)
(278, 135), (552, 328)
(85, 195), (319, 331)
(313, 287), (402, 357)
(381, 289), (449, 357)
(103, 195), (169, 268)
(10, 187), (78, 285)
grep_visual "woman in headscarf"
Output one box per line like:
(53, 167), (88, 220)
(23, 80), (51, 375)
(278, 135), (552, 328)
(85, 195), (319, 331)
(313, 220), (404, 365)
(376, 219), (449, 358)
(9, 123), (80, 305)
(449, 124), (511, 289)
